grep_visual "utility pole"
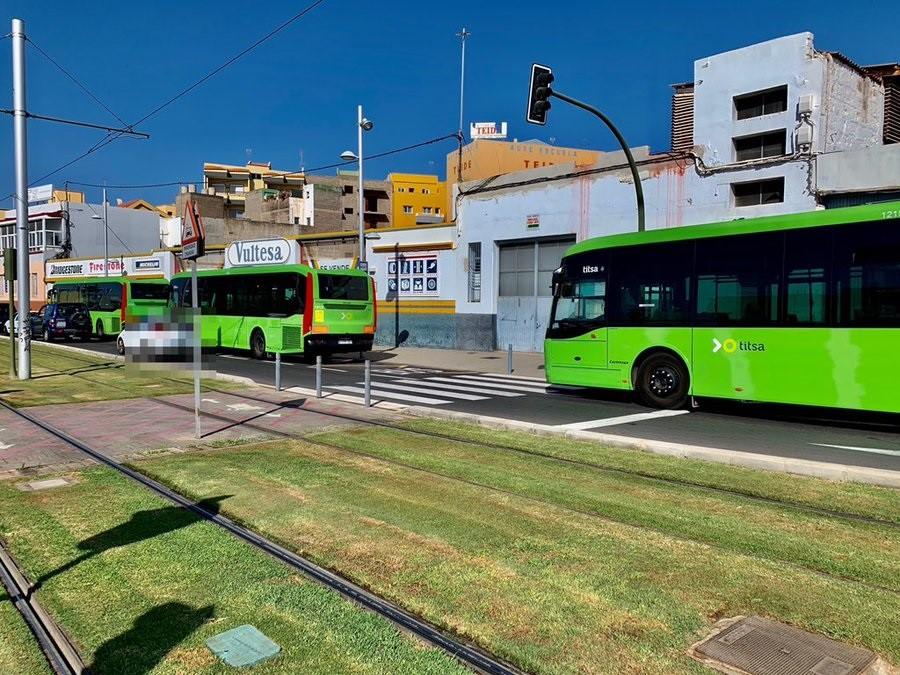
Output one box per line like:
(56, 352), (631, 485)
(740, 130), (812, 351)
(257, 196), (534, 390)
(11, 18), (31, 379)
(103, 187), (109, 276)
(357, 104), (365, 266)
(455, 27), (470, 185)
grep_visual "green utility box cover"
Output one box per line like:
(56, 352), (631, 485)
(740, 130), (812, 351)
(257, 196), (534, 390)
(205, 624), (281, 668)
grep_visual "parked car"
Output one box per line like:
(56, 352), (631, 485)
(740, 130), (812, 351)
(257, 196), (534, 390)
(37, 303), (93, 342)
(4, 310), (43, 337)
(117, 316), (192, 363)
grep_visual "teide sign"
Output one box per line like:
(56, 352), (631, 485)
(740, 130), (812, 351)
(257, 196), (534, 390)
(225, 239), (295, 268)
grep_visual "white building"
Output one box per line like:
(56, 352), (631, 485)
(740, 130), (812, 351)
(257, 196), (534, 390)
(362, 32), (899, 352)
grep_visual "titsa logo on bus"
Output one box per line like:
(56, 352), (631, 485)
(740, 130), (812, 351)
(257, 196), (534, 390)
(712, 338), (766, 354)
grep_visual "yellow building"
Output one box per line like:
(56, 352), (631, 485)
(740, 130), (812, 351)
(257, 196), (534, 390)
(446, 138), (601, 185)
(387, 173), (447, 227)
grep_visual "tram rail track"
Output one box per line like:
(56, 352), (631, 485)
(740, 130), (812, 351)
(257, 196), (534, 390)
(0, 540), (83, 674)
(0, 396), (522, 675)
(44, 362), (900, 596)
(39, 343), (900, 530)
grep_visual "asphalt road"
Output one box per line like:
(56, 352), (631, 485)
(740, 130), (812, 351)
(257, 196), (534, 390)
(80, 341), (900, 473)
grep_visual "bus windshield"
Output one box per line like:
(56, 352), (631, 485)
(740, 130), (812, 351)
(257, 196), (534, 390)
(130, 283), (170, 301)
(317, 273), (369, 301)
(548, 272), (606, 338)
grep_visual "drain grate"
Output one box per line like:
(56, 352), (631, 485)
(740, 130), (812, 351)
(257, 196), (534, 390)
(692, 616), (876, 675)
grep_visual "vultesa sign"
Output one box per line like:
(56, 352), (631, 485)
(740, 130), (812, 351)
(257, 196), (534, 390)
(225, 238), (296, 268)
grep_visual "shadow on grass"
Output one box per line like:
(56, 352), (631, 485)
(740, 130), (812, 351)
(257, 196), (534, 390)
(88, 601), (215, 675)
(31, 495), (231, 594)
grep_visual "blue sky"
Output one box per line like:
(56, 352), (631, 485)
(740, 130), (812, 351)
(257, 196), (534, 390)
(1, 0), (897, 207)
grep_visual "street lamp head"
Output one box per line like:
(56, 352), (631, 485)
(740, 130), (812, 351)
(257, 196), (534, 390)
(340, 150), (358, 162)
(360, 118), (374, 132)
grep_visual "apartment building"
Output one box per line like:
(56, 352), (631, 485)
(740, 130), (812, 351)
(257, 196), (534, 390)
(387, 173), (447, 227)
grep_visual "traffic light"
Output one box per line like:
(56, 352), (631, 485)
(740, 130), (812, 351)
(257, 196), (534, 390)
(526, 63), (554, 125)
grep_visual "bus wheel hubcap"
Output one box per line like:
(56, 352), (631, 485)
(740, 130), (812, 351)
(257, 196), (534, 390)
(649, 367), (677, 396)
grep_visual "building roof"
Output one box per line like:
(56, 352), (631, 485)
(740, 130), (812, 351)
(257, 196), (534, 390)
(826, 51), (881, 81)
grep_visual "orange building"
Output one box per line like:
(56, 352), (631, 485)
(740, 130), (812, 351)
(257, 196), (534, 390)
(446, 139), (602, 186)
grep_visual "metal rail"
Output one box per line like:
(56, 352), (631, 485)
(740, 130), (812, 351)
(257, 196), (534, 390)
(0, 542), (83, 674)
(0, 398), (521, 675)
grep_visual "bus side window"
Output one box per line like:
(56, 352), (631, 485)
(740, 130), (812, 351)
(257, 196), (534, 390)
(170, 278), (187, 308)
(695, 233), (781, 325)
(836, 220), (900, 326)
(784, 229), (830, 325)
(610, 243), (691, 325)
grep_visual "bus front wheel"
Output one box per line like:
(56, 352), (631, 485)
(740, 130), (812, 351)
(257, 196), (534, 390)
(635, 352), (689, 409)
(250, 329), (267, 360)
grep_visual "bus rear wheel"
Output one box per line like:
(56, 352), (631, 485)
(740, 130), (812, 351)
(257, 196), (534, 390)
(96, 320), (105, 340)
(250, 329), (267, 360)
(635, 352), (689, 409)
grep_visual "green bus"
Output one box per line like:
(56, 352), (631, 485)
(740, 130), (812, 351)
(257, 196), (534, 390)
(169, 264), (376, 358)
(49, 277), (171, 338)
(544, 201), (900, 413)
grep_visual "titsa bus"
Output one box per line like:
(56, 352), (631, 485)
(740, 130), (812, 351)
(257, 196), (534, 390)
(544, 202), (900, 413)
(49, 277), (171, 338)
(169, 264), (376, 358)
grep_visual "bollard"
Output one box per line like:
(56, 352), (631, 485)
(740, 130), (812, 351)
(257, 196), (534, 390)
(275, 352), (282, 391)
(507, 343), (513, 374)
(315, 355), (323, 398)
(364, 358), (371, 407)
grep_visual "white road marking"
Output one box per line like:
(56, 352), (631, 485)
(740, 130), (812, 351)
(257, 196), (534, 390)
(468, 373), (546, 383)
(0, 442), (13, 450)
(393, 377), (525, 397)
(201, 398), (220, 404)
(809, 443), (900, 457)
(327, 386), (451, 405)
(264, 412), (282, 418)
(220, 354), (249, 361)
(394, 377), (525, 398)
(444, 375), (548, 393)
(555, 409), (690, 430)
(370, 380), (487, 400)
(226, 403), (263, 412)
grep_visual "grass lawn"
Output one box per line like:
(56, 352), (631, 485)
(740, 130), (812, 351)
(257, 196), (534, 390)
(131, 433), (900, 675)
(0, 589), (51, 674)
(0, 340), (219, 407)
(401, 418), (900, 525)
(0, 467), (466, 674)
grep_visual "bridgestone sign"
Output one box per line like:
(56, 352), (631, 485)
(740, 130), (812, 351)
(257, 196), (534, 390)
(225, 238), (294, 268)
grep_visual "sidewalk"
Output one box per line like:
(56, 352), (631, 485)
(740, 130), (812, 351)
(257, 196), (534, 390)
(367, 346), (546, 378)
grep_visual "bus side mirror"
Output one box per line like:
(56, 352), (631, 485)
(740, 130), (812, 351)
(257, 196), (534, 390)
(551, 268), (564, 295)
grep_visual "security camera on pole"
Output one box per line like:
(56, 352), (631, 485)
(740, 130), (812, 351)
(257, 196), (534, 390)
(340, 105), (374, 271)
(181, 200), (206, 438)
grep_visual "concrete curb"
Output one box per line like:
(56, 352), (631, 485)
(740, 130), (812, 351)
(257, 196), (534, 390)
(403, 406), (900, 489)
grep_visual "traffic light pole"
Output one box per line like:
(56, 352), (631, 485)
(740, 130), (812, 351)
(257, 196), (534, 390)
(549, 90), (645, 233)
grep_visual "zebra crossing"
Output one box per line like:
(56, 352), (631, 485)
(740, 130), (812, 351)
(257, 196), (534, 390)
(323, 369), (550, 407)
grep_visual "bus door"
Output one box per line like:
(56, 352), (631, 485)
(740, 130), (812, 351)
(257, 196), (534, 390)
(544, 263), (608, 384)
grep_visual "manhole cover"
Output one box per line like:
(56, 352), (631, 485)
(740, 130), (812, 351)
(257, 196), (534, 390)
(19, 478), (72, 492)
(205, 624), (281, 668)
(691, 616), (876, 675)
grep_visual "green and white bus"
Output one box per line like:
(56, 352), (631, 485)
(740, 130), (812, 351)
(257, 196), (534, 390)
(49, 277), (171, 338)
(169, 264), (376, 358)
(544, 201), (900, 413)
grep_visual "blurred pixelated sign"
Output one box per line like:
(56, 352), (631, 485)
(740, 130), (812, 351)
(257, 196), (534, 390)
(181, 200), (206, 260)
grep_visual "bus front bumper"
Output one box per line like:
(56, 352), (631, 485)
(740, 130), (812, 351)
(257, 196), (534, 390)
(305, 334), (374, 355)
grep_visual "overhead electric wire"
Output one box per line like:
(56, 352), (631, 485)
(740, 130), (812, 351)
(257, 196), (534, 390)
(26, 36), (130, 127)
(5, 0), (329, 204)
(63, 132), (462, 190)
